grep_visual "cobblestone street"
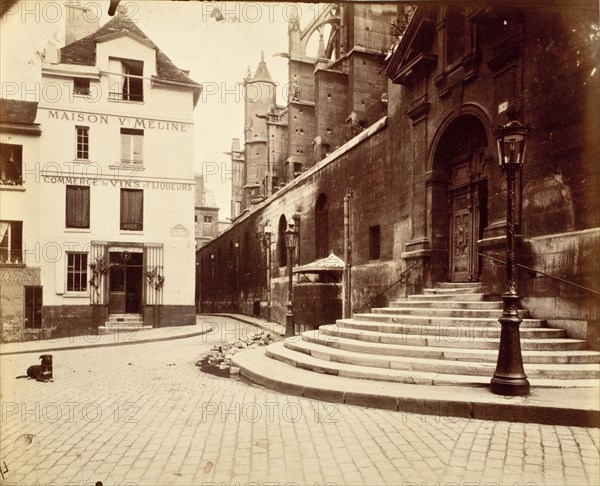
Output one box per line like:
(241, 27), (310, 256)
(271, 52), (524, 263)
(1, 316), (599, 486)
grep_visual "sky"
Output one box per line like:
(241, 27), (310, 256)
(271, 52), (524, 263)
(0, 0), (321, 218)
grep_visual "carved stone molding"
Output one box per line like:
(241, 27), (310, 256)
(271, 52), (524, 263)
(391, 53), (438, 87)
(406, 95), (431, 124)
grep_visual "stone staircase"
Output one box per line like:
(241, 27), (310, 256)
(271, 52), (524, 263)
(97, 313), (152, 335)
(265, 282), (600, 388)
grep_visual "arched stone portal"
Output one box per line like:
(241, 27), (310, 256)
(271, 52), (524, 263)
(429, 114), (490, 283)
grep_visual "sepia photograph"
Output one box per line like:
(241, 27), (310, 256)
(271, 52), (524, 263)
(0, 1), (599, 485)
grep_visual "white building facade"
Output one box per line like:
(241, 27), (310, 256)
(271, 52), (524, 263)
(1, 12), (201, 340)
(0, 101), (42, 341)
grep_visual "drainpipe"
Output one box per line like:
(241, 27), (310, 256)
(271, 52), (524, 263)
(343, 186), (353, 319)
(210, 254), (215, 313)
(264, 226), (272, 321)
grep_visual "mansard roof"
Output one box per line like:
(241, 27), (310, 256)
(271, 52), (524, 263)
(0, 99), (41, 135)
(0, 99), (39, 124)
(60, 15), (201, 88)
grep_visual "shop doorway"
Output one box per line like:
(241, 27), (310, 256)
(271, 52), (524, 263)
(108, 251), (143, 313)
(24, 286), (42, 328)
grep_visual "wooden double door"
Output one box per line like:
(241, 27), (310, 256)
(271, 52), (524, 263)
(448, 155), (487, 282)
(108, 251), (143, 313)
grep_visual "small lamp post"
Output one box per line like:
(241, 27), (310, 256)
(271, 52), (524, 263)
(210, 253), (216, 313)
(490, 119), (532, 396)
(234, 242), (240, 290)
(285, 223), (298, 338)
(264, 223), (273, 321)
(233, 242), (240, 312)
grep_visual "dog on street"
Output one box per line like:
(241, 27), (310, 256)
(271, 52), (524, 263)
(17, 354), (54, 382)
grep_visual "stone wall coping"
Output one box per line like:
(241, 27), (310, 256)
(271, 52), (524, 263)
(526, 226), (599, 242)
(401, 249), (432, 260)
(478, 227), (600, 250)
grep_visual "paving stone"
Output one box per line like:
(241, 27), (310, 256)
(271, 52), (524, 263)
(468, 451), (486, 462)
(448, 456), (468, 468)
(486, 458), (505, 469)
(504, 475), (527, 485)
(487, 449), (505, 460)
(452, 447), (470, 458)
(525, 454), (544, 465)
(466, 460), (485, 471)
(424, 456), (446, 470)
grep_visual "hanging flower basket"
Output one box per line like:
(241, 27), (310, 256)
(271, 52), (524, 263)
(145, 267), (165, 291)
(89, 256), (110, 304)
(89, 256), (109, 289)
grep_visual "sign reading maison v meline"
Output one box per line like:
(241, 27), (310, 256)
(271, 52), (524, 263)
(47, 109), (191, 132)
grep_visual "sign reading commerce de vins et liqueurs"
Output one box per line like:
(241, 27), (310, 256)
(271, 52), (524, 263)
(41, 175), (194, 191)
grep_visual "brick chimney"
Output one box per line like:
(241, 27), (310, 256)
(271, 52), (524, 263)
(64, 1), (100, 46)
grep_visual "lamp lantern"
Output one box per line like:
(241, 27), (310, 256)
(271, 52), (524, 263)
(495, 120), (531, 169)
(285, 224), (298, 250)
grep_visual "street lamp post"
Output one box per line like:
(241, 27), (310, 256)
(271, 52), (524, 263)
(210, 253), (215, 313)
(285, 223), (298, 338)
(234, 242), (240, 312)
(490, 119), (532, 396)
(234, 242), (240, 288)
(264, 223), (273, 321)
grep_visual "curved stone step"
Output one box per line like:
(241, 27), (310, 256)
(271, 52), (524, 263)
(302, 328), (600, 364)
(336, 319), (552, 338)
(266, 341), (600, 388)
(390, 300), (503, 309)
(320, 324), (586, 351)
(409, 293), (486, 301)
(350, 313), (544, 327)
(98, 325), (153, 335)
(286, 336), (600, 380)
(373, 307), (530, 319)
(436, 282), (483, 288)
(424, 287), (483, 294)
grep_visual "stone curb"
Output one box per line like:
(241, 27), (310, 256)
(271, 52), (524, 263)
(233, 347), (600, 428)
(0, 326), (214, 356)
(199, 313), (286, 337)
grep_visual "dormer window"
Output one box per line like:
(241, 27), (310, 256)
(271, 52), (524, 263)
(109, 58), (144, 102)
(73, 79), (90, 96)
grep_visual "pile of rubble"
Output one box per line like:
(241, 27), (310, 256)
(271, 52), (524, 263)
(195, 331), (275, 378)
